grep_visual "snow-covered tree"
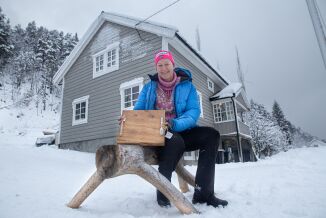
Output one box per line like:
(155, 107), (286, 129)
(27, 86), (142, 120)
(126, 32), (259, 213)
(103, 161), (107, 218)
(272, 100), (293, 146)
(292, 127), (314, 147)
(244, 100), (287, 158)
(0, 7), (13, 70)
(0, 8), (78, 113)
(25, 21), (38, 53)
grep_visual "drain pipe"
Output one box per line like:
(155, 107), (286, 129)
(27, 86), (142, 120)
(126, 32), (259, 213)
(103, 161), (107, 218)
(231, 94), (243, 162)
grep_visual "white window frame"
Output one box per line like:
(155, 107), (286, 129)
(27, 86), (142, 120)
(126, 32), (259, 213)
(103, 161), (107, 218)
(92, 42), (120, 79)
(212, 100), (235, 123)
(197, 91), (204, 118)
(72, 95), (89, 126)
(119, 77), (144, 112)
(207, 77), (214, 92)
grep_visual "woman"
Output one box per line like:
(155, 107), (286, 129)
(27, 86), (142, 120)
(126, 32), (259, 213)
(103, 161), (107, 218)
(133, 50), (228, 208)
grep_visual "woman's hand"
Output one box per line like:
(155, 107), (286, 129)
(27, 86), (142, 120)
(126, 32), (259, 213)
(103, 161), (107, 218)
(118, 114), (126, 125)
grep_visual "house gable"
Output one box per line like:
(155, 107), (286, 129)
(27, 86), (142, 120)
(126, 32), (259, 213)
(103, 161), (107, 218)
(53, 11), (178, 85)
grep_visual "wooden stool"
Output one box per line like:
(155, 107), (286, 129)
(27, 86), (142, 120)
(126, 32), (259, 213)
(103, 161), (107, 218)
(66, 144), (199, 214)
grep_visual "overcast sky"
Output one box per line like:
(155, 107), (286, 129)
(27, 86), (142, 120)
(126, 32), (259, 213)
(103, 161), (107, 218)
(1, 0), (326, 139)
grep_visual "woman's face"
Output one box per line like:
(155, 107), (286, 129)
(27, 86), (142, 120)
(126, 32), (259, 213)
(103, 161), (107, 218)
(156, 58), (174, 81)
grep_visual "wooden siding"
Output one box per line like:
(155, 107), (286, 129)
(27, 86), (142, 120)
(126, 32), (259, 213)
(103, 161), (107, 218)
(238, 121), (251, 136)
(61, 21), (161, 144)
(169, 45), (223, 128)
(214, 120), (250, 136)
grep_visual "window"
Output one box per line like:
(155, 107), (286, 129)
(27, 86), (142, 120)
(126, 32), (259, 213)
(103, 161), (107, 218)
(213, 101), (234, 123)
(197, 91), (204, 118)
(95, 54), (104, 72)
(93, 42), (120, 78)
(207, 77), (214, 92)
(120, 78), (144, 111)
(124, 86), (139, 108)
(72, 95), (89, 126)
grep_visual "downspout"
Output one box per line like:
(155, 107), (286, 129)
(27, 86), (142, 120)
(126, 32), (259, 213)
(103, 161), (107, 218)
(231, 94), (243, 162)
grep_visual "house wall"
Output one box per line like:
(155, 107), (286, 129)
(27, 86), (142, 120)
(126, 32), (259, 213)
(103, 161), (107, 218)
(238, 121), (251, 136)
(214, 121), (236, 135)
(60, 21), (162, 150)
(169, 45), (222, 128)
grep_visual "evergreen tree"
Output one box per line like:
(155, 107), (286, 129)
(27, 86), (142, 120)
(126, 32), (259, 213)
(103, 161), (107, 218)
(11, 24), (26, 54)
(0, 7), (13, 70)
(25, 21), (38, 53)
(272, 100), (293, 146)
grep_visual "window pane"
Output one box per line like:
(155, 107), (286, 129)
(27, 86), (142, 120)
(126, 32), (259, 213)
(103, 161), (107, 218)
(96, 57), (100, 71)
(132, 86), (139, 93)
(76, 103), (80, 110)
(99, 54), (104, 70)
(75, 114), (80, 120)
(81, 113), (85, 119)
(125, 95), (131, 102)
(221, 111), (227, 121)
(132, 93), (139, 100)
(125, 102), (131, 108)
(124, 88), (131, 95)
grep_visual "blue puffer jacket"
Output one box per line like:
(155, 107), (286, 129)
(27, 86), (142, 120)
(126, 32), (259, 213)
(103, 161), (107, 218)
(134, 67), (200, 132)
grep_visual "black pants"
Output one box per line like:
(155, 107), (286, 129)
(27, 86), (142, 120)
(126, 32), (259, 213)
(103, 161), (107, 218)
(158, 126), (220, 197)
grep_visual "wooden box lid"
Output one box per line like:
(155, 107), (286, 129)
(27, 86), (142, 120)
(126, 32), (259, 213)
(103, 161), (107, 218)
(117, 110), (165, 146)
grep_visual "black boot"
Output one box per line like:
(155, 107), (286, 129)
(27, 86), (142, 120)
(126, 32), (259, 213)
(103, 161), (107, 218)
(192, 191), (228, 208)
(157, 190), (171, 207)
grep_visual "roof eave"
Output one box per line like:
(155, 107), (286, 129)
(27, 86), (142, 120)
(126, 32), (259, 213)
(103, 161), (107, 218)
(101, 12), (177, 38)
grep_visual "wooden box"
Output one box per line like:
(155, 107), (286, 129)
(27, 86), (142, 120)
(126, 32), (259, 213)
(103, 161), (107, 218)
(117, 110), (166, 146)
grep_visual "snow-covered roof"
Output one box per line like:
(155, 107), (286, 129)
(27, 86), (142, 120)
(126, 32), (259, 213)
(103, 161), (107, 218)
(210, 82), (250, 110)
(101, 11), (178, 38)
(211, 83), (242, 99)
(53, 11), (229, 87)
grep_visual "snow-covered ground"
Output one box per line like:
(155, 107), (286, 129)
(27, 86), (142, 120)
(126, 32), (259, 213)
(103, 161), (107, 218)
(1, 108), (326, 218)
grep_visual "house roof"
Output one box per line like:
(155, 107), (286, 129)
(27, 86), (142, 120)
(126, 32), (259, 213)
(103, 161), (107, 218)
(53, 11), (229, 87)
(211, 83), (242, 99)
(209, 82), (251, 110)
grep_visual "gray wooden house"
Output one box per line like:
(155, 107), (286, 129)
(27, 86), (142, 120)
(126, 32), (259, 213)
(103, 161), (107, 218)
(53, 11), (256, 164)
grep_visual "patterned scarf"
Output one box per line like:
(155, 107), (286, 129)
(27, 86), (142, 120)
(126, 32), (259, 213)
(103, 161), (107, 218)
(155, 71), (181, 124)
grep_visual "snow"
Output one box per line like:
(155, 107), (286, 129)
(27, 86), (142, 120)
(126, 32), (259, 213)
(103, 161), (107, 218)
(1, 107), (326, 218)
(212, 82), (242, 99)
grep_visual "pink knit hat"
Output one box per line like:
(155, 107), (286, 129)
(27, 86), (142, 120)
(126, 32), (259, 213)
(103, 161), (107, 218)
(154, 50), (175, 66)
